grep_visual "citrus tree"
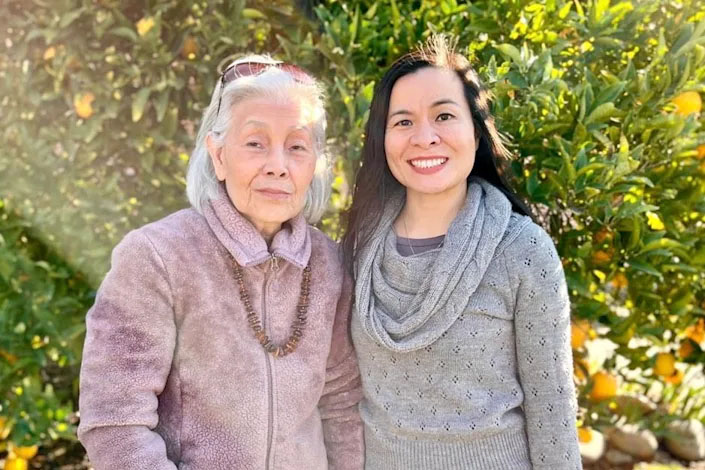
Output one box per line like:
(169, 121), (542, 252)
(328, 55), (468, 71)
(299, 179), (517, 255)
(1, 0), (704, 466)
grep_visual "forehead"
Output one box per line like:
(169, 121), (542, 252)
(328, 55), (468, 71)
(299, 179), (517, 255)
(230, 95), (319, 130)
(389, 67), (465, 107)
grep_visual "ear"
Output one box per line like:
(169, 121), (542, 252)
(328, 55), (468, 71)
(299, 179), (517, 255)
(206, 133), (227, 182)
(473, 120), (481, 149)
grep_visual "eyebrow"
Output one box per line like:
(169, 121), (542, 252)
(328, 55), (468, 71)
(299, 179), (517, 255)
(388, 99), (461, 118)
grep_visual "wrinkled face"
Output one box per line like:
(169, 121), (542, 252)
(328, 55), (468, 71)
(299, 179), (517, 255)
(207, 96), (317, 237)
(384, 67), (478, 200)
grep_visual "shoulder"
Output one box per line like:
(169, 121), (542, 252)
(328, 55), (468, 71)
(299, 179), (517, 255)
(308, 226), (350, 285)
(500, 215), (562, 278)
(113, 208), (209, 264)
(308, 226), (343, 264)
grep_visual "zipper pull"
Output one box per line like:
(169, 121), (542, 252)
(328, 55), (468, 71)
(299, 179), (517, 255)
(269, 254), (279, 272)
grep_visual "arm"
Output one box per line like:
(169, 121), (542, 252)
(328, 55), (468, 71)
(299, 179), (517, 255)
(318, 271), (365, 470)
(78, 230), (178, 470)
(510, 223), (582, 470)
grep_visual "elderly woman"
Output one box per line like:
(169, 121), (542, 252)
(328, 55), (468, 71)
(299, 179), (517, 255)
(77, 56), (364, 470)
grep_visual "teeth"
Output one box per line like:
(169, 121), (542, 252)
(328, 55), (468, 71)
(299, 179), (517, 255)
(410, 158), (446, 168)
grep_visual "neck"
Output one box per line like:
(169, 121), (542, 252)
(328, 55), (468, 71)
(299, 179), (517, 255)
(257, 223), (281, 246)
(396, 184), (467, 238)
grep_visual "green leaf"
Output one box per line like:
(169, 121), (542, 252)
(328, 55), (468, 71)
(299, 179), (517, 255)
(109, 26), (138, 42)
(131, 88), (151, 123)
(495, 43), (524, 68)
(242, 8), (266, 19)
(154, 90), (170, 123)
(584, 102), (618, 125)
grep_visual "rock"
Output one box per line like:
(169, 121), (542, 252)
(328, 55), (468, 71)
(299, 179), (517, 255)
(664, 418), (705, 461)
(613, 394), (659, 417)
(579, 429), (606, 464)
(653, 448), (680, 464)
(606, 424), (658, 460)
(605, 448), (634, 466)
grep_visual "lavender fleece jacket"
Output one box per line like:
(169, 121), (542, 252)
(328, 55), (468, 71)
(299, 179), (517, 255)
(78, 189), (364, 470)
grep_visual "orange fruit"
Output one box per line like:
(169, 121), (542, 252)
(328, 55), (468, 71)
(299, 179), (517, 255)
(671, 91), (702, 116)
(578, 427), (593, 443)
(697, 144), (705, 159)
(593, 228), (613, 244)
(3, 458), (27, 470)
(589, 371), (617, 401)
(678, 339), (695, 359)
(0, 349), (18, 365)
(591, 250), (612, 265)
(73, 92), (95, 119)
(685, 318), (705, 344)
(610, 272), (628, 289)
(181, 36), (198, 59)
(574, 358), (590, 382)
(664, 369), (684, 385)
(571, 320), (590, 350)
(654, 352), (676, 377)
(12, 445), (38, 460)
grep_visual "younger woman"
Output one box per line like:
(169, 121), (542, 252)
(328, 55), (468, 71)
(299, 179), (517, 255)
(343, 36), (582, 470)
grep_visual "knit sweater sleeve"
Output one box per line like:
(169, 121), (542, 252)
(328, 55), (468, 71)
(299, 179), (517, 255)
(506, 221), (582, 470)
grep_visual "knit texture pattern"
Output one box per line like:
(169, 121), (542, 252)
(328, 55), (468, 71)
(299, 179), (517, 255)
(352, 177), (582, 470)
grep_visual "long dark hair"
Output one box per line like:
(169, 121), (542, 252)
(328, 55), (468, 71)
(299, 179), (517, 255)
(342, 35), (534, 273)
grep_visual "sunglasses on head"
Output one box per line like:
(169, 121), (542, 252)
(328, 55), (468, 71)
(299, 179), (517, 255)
(215, 61), (314, 118)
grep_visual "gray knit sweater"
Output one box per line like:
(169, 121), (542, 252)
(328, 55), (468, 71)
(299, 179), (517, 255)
(352, 177), (582, 470)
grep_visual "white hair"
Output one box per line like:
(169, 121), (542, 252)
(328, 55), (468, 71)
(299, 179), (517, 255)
(186, 55), (331, 223)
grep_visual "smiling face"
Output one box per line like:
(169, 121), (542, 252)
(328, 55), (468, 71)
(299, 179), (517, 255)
(207, 96), (317, 239)
(384, 67), (478, 202)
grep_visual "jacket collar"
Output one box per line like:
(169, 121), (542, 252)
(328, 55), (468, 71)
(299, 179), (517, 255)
(202, 184), (311, 269)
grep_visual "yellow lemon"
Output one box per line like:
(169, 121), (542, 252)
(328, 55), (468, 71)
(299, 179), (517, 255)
(3, 458), (27, 470)
(672, 91), (702, 116)
(43, 47), (56, 60)
(654, 352), (676, 377)
(589, 371), (617, 402)
(12, 445), (38, 459)
(136, 17), (155, 37)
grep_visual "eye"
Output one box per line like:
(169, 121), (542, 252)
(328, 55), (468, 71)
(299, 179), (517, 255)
(437, 113), (455, 121)
(290, 143), (308, 152)
(394, 119), (412, 127)
(246, 141), (263, 148)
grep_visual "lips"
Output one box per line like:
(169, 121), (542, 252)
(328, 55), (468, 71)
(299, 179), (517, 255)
(407, 156), (448, 174)
(256, 188), (292, 200)
(409, 157), (448, 169)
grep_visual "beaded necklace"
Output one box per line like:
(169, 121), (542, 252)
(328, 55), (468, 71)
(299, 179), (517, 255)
(232, 256), (311, 357)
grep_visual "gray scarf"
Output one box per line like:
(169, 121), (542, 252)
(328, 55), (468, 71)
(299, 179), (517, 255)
(354, 177), (513, 352)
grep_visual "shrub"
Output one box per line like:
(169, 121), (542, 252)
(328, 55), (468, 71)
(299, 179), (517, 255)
(1, 0), (704, 463)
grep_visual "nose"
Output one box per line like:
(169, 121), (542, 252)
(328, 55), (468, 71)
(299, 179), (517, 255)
(409, 121), (439, 148)
(262, 147), (289, 178)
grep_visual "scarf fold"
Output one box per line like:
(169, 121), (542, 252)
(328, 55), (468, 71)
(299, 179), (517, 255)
(354, 177), (513, 352)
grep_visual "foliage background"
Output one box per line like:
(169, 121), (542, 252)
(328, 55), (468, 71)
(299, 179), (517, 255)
(1, 0), (704, 465)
